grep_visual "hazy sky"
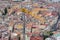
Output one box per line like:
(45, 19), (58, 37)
(51, 0), (60, 2)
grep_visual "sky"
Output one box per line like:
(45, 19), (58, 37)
(50, 0), (60, 2)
